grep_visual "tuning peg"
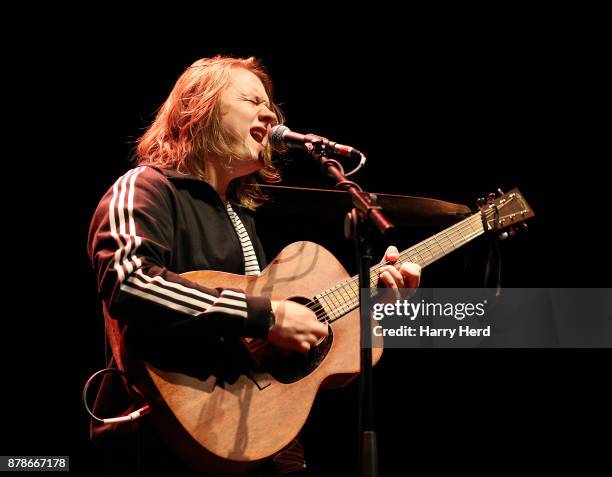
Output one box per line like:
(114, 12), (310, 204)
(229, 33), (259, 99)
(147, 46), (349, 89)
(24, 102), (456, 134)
(498, 231), (509, 240)
(487, 193), (496, 204)
(497, 188), (505, 196)
(477, 197), (486, 209)
(521, 223), (528, 231)
(508, 227), (518, 238)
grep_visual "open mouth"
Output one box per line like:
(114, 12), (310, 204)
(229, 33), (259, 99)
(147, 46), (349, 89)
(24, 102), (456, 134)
(250, 127), (266, 144)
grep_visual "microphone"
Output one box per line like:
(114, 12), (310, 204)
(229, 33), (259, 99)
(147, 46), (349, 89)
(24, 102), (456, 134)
(269, 125), (364, 160)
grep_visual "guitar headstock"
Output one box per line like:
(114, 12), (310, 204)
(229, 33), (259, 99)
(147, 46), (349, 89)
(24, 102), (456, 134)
(477, 188), (535, 234)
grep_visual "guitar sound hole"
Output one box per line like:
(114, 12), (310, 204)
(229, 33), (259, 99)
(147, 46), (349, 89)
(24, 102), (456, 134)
(254, 296), (334, 384)
(256, 329), (334, 384)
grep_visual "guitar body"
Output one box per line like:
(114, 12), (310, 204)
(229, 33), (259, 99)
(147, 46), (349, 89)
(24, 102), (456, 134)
(120, 241), (383, 476)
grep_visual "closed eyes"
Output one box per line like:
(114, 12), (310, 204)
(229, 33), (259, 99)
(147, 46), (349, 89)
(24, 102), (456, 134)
(241, 94), (271, 109)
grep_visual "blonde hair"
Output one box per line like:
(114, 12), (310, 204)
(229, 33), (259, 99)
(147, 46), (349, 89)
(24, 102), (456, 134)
(136, 55), (284, 209)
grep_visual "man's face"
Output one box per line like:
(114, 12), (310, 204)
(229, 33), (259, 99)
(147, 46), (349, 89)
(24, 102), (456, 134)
(217, 68), (278, 175)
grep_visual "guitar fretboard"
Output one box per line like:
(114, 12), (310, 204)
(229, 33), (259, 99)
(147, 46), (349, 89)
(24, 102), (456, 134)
(314, 213), (487, 321)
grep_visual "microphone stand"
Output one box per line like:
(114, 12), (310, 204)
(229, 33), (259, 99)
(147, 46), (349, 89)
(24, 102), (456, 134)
(307, 141), (395, 477)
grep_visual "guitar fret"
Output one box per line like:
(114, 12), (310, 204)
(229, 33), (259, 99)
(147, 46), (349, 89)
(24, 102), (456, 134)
(413, 249), (425, 266)
(323, 292), (336, 312)
(430, 238), (447, 258)
(338, 283), (352, 304)
(456, 225), (467, 244)
(333, 290), (344, 311)
(406, 253), (419, 268)
(421, 241), (435, 260)
(322, 296), (338, 319)
(329, 288), (343, 311)
(347, 281), (358, 300)
(443, 236), (456, 251)
(468, 218), (480, 234)
(335, 287), (347, 307)
(420, 242), (436, 265)
(317, 295), (332, 314)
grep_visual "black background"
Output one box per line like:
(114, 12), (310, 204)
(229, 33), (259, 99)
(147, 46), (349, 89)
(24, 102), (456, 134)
(4, 12), (609, 476)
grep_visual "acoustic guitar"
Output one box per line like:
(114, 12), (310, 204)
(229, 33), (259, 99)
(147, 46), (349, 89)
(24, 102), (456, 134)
(115, 189), (534, 476)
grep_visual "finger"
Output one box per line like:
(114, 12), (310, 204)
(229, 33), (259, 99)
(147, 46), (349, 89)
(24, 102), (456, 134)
(313, 322), (329, 338)
(379, 270), (400, 292)
(302, 333), (320, 345)
(379, 270), (401, 300)
(302, 315), (328, 336)
(379, 270), (396, 288)
(399, 262), (421, 289)
(382, 245), (399, 264)
(386, 265), (404, 287)
(380, 266), (403, 287)
(302, 331), (325, 346)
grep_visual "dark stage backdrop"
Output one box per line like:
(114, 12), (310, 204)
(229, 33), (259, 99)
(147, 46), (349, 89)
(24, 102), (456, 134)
(4, 22), (608, 476)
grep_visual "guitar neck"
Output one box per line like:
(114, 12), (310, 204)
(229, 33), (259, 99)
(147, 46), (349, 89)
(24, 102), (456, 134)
(315, 213), (486, 320)
(375, 212), (486, 274)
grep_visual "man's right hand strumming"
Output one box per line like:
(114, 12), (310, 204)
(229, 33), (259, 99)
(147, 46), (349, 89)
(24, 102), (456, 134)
(268, 300), (329, 353)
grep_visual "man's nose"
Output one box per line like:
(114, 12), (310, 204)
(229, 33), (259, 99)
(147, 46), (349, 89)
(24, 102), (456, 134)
(258, 106), (277, 126)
